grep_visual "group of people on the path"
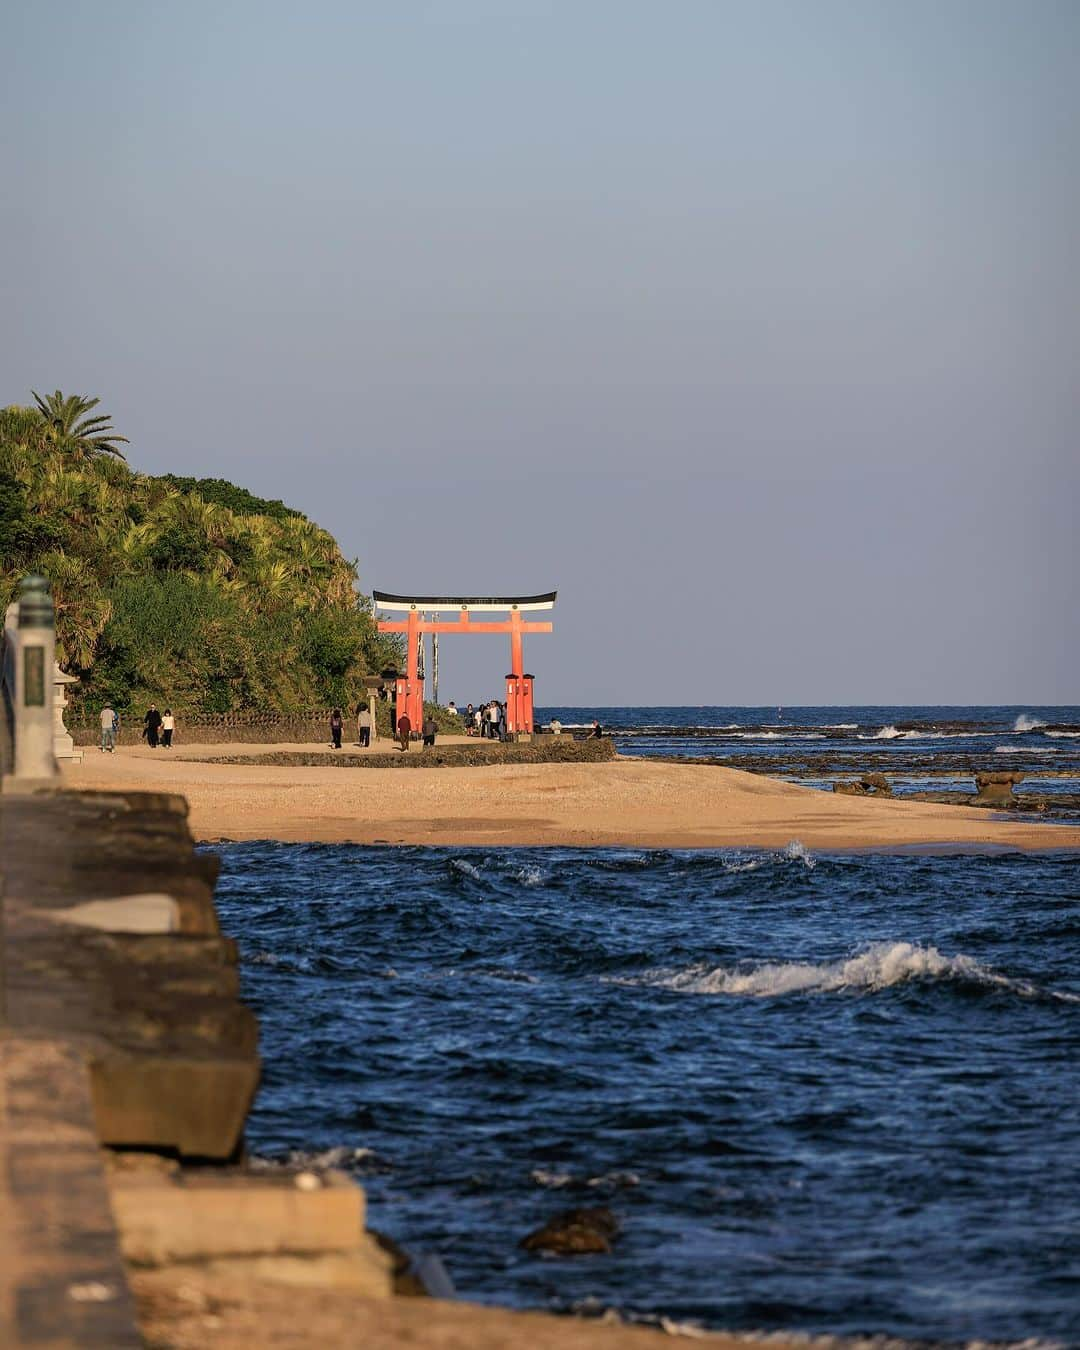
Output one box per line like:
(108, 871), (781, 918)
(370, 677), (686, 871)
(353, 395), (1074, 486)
(459, 700), (509, 739)
(98, 703), (175, 751)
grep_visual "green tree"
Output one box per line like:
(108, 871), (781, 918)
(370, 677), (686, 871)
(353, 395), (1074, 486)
(32, 390), (129, 462)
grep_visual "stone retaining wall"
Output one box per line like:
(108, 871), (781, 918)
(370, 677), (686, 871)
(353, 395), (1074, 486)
(71, 711), (348, 746)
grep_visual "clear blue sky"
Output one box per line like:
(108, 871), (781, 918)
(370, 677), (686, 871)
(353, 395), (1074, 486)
(3, 2), (1077, 704)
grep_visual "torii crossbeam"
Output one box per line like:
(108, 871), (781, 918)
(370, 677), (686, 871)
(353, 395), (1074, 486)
(373, 592), (557, 735)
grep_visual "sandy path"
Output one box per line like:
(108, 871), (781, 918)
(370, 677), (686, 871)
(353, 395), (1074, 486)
(63, 742), (1080, 852)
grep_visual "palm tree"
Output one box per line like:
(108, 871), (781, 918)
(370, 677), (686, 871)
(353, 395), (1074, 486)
(31, 390), (129, 462)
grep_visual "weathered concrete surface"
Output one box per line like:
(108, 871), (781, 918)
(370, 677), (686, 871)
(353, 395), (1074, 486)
(0, 785), (261, 1346)
(110, 1166), (367, 1265)
(0, 1039), (141, 1348)
(130, 1267), (816, 1350)
(1, 789), (259, 1157)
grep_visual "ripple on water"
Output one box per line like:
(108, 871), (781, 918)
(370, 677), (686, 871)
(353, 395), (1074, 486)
(209, 843), (1080, 1345)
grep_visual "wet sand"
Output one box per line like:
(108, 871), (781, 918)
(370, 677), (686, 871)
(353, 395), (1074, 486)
(63, 740), (1080, 852)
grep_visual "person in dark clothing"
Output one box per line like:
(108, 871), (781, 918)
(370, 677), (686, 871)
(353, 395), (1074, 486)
(397, 713), (411, 752)
(144, 705), (162, 747)
(590, 719), (603, 738)
(330, 707), (344, 749)
(422, 713), (437, 748)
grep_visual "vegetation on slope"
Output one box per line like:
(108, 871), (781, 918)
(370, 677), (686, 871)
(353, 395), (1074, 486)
(0, 396), (399, 714)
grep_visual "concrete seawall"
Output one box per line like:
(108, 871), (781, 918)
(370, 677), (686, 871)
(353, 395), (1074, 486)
(0, 786), (394, 1347)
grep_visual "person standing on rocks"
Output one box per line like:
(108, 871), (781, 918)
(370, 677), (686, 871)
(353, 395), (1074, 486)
(100, 703), (118, 753)
(161, 708), (175, 748)
(330, 707), (344, 749)
(144, 704), (162, 748)
(397, 711), (411, 752)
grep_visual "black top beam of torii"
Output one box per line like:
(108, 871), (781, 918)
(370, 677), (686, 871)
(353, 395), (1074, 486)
(372, 591), (556, 612)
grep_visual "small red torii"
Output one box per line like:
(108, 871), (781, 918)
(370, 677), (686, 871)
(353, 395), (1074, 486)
(373, 591), (556, 736)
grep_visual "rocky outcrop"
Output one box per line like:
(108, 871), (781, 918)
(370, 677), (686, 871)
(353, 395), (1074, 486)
(520, 1207), (619, 1255)
(196, 739), (618, 769)
(974, 771), (1023, 806)
(833, 772), (892, 797)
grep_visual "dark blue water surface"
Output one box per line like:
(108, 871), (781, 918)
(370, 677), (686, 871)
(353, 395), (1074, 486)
(536, 704), (1080, 793)
(212, 841), (1080, 1344)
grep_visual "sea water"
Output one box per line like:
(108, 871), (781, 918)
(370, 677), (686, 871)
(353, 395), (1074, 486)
(212, 836), (1080, 1343)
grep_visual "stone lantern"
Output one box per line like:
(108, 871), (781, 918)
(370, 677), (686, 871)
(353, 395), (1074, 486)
(53, 662), (81, 761)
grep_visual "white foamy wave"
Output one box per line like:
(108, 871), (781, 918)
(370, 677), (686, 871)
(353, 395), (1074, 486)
(450, 858), (482, 880)
(994, 745), (1058, 755)
(531, 1168), (575, 1189)
(723, 857), (764, 873)
(825, 723), (859, 730)
(734, 731), (825, 740)
(615, 942), (1080, 1002)
(515, 865), (545, 887)
(783, 840), (816, 869)
(530, 1167), (640, 1191)
(1014, 714), (1047, 732)
(1046, 730), (1080, 738)
(251, 1145), (384, 1172)
(867, 725), (901, 740)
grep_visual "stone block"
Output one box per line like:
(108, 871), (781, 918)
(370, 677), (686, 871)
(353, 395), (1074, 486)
(89, 1053), (259, 1159)
(197, 1245), (395, 1297)
(109, 1168), (367, 1266)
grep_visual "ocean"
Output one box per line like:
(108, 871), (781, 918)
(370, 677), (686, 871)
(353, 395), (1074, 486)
(209, 706), (1080, 1344)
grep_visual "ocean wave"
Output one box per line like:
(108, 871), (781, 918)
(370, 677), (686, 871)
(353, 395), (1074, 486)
(1046, 730), (1080, 738)
(1014, 714), (1048, 732)
(531, 1168), (640, 1191)
(994, 745), (1059, 755)
(731, 731), (826, 740)
(450, 858), (483, 880)
(783, 840), (816, 869)
(858, 727), (972, 741)
(250, 1145), (388, 1172)
(615, 942), (1080, 1002)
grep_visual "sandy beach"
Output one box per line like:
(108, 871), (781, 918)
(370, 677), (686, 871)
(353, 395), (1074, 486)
(63, 740), (1080, 852)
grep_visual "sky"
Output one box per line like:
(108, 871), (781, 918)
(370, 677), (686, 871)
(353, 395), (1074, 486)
(2, 1), (1077, 705)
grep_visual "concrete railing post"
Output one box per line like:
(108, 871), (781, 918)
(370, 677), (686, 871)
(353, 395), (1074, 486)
(5, 575), (60, 788)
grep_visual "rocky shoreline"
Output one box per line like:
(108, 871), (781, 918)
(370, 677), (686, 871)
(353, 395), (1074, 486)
(184, 738), (617, 769)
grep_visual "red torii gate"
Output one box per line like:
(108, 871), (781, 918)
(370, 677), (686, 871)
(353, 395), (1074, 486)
(373, 592), (556, 736)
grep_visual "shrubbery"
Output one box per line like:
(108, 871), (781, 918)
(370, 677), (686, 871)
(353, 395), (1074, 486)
(0, 398), (400, 714)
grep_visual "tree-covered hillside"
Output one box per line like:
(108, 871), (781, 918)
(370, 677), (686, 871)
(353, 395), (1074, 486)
(0, 396), (398, 713)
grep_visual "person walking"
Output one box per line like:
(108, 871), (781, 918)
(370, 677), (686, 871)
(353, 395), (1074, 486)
(422, 712), (437, 748)
(330, 707), (344, 749)
(397, 712), (412, 752)
(100, 703), (118, 753)
(356, 703), (371, 747)
(144, 704), (162, 748)
(161, 708), (175, 748)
